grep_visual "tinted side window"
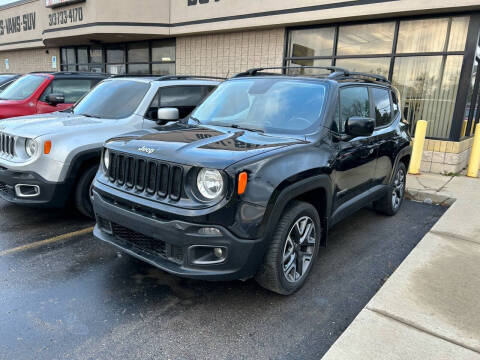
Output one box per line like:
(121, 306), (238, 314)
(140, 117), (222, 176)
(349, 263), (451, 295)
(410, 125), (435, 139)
(40, 79), (93, 103)
(372, 87), (392, 127)
(152, 86), (213, 107)
(149, 85), (215, 119)
(339, 87), (370, 133)
(391, 90), (400, 119)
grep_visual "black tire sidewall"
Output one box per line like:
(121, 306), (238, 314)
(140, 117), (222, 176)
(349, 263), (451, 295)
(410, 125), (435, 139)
(274, 203), (321, 294)
(75, 165), (98, 218)
(391, 162), (407, 215)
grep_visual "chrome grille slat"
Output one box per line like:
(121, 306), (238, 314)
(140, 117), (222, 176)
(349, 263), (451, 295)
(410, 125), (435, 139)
(0, 133), (15, 157)
(106, 151), (183, 202)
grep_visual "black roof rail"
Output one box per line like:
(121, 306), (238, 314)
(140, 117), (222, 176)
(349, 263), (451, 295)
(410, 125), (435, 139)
(329, 71), (390, 84)
(110, 74), (157, 78)
(233, 66), (350, 78)
(156, 75), (226, 81)
(29, 71), (108, 76)
(232, 66), (390, 84)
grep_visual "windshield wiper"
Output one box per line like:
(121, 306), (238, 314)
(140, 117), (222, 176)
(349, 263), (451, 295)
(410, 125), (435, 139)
(229, 124), (264, 133)
(78, 113), (101, 119)
(189, 116), (201, 124)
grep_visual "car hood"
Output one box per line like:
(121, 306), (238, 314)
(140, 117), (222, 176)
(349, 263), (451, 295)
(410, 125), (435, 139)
(0, 112), (112, 138)
(107, 124), (306, 169)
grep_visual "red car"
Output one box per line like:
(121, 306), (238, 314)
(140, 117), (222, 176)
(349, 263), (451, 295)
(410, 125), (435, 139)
(0, 72), (107, 120)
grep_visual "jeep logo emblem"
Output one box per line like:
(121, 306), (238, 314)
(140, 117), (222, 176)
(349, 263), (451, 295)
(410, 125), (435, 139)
(138, 146), (155, 154)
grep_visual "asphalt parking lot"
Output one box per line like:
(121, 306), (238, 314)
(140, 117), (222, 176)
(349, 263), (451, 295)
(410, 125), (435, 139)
(0, 199), (445, 360)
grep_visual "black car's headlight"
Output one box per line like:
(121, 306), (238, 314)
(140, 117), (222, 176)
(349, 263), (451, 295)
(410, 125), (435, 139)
(196, 168), (224, 200)
(103, 149), (110, 171)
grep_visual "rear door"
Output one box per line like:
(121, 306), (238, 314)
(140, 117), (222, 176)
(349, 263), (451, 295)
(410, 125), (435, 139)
(36, 78), (96, 113)
(371, 87), (400, 185)
(331, 85), (378, 213)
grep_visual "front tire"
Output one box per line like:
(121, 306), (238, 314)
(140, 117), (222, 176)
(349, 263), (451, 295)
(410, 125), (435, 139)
(255, 201), (321, 295)
(74, 165), (98, 218)
(373, 162), (407, 216)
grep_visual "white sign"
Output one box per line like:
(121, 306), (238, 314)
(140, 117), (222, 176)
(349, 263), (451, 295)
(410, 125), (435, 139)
(52, 55), (57, 69)
(45, 0), (85, 8)
(4, 59), (9, 70)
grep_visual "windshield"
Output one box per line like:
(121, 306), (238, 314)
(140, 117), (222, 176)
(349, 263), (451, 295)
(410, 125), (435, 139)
(0, 75), (15, 83)
(191, 78), (327, 134)
(0, 74), (45, 100)
(73, 80), (150, 119)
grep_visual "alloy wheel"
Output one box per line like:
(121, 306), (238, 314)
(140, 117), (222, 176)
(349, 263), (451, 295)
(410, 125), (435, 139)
(392, 168), (406, 210)
(282, 216), (316, 283)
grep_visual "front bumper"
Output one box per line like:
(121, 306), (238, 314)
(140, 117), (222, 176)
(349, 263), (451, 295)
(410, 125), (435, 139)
(93, 188), (267, 281)
(0, 167), (69, 207)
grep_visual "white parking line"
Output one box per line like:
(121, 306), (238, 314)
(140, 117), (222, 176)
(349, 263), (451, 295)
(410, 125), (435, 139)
(0, 227), (94, 256)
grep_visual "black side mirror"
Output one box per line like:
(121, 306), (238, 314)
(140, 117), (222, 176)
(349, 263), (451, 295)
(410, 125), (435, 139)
(345, 117), (375, 137)
(46, 93), (65, 106)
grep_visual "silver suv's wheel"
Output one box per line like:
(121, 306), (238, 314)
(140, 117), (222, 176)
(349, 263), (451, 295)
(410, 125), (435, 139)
(256, 201), (321, 295)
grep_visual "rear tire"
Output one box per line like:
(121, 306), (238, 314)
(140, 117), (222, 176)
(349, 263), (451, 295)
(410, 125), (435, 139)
(255, 201), (321, 295)
(373, 162), (407, 216)
(74, 165), (98, 218)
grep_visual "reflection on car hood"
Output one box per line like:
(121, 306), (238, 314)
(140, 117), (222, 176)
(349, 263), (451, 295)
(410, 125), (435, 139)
(107, 124), (306, 169)
(0, 112), (111, 138)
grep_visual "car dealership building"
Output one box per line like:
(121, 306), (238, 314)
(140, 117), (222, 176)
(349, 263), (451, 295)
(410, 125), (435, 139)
(0, 0), (479, 173)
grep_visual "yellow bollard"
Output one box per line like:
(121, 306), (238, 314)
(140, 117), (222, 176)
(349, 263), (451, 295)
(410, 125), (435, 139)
(467, 123), (480, 178)
(461, 120), (468, 138)
(409, 120), (428, 175)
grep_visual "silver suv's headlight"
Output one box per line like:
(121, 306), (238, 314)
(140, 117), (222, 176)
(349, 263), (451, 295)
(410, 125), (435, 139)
(25, 138), (39, 157)
(196, 168), (224, 200)
(103, 149), (110, 171)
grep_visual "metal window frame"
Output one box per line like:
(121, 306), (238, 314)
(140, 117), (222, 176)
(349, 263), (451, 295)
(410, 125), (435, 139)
(60, 38), (176, 75)
(285, 12), (478, 141)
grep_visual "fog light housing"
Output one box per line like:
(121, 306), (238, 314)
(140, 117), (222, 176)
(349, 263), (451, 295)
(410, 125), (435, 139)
(189, 245), (227, 265)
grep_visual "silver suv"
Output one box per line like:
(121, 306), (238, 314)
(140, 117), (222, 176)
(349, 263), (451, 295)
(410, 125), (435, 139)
(0, 76), (220, 217)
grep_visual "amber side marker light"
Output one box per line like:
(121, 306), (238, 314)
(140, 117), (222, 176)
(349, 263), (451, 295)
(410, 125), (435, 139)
(44, 140), (52, 154)
(238, 171), (248, 195)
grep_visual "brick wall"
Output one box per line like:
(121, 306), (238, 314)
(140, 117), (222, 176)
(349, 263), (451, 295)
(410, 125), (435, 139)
(421, 138), (474, 175)
(0, 47), (60, 73)
(176, 28), (285, 77)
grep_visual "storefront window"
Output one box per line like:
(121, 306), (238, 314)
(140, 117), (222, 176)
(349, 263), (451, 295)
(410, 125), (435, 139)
(152, 63), (175, 76)
(61, 39), (176, 75)
(128, 42), (149, 62)
(392, 55), (463, 138)
(152, 39), (176, 62)
(449, 17), (470, 51)
(288, 27), (335, 58)
(284, 15), (473, 140)
(337, 22), (394, 55)
(286, 59), (332, 74)
(335, 57), (391, 77)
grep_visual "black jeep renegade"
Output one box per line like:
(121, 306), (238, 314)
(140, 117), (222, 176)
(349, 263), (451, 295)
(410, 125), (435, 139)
(93, 67), (412, 295)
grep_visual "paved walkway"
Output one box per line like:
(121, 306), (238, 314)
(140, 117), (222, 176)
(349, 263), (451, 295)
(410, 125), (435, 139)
(322, 173), (480, 360)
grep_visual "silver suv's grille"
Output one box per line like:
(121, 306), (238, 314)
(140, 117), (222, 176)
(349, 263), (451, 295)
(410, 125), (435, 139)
(0, 133), (15, 157)
(106, 151), (184, 201)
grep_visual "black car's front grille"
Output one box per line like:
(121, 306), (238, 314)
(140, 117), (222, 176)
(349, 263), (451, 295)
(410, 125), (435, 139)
(107, 151), (184, 201)
(109, 221), (184, 264)
(0, 133), (14, 157)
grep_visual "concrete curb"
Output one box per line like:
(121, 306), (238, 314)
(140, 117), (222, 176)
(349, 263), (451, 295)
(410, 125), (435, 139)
(322, 174), (480, 360)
